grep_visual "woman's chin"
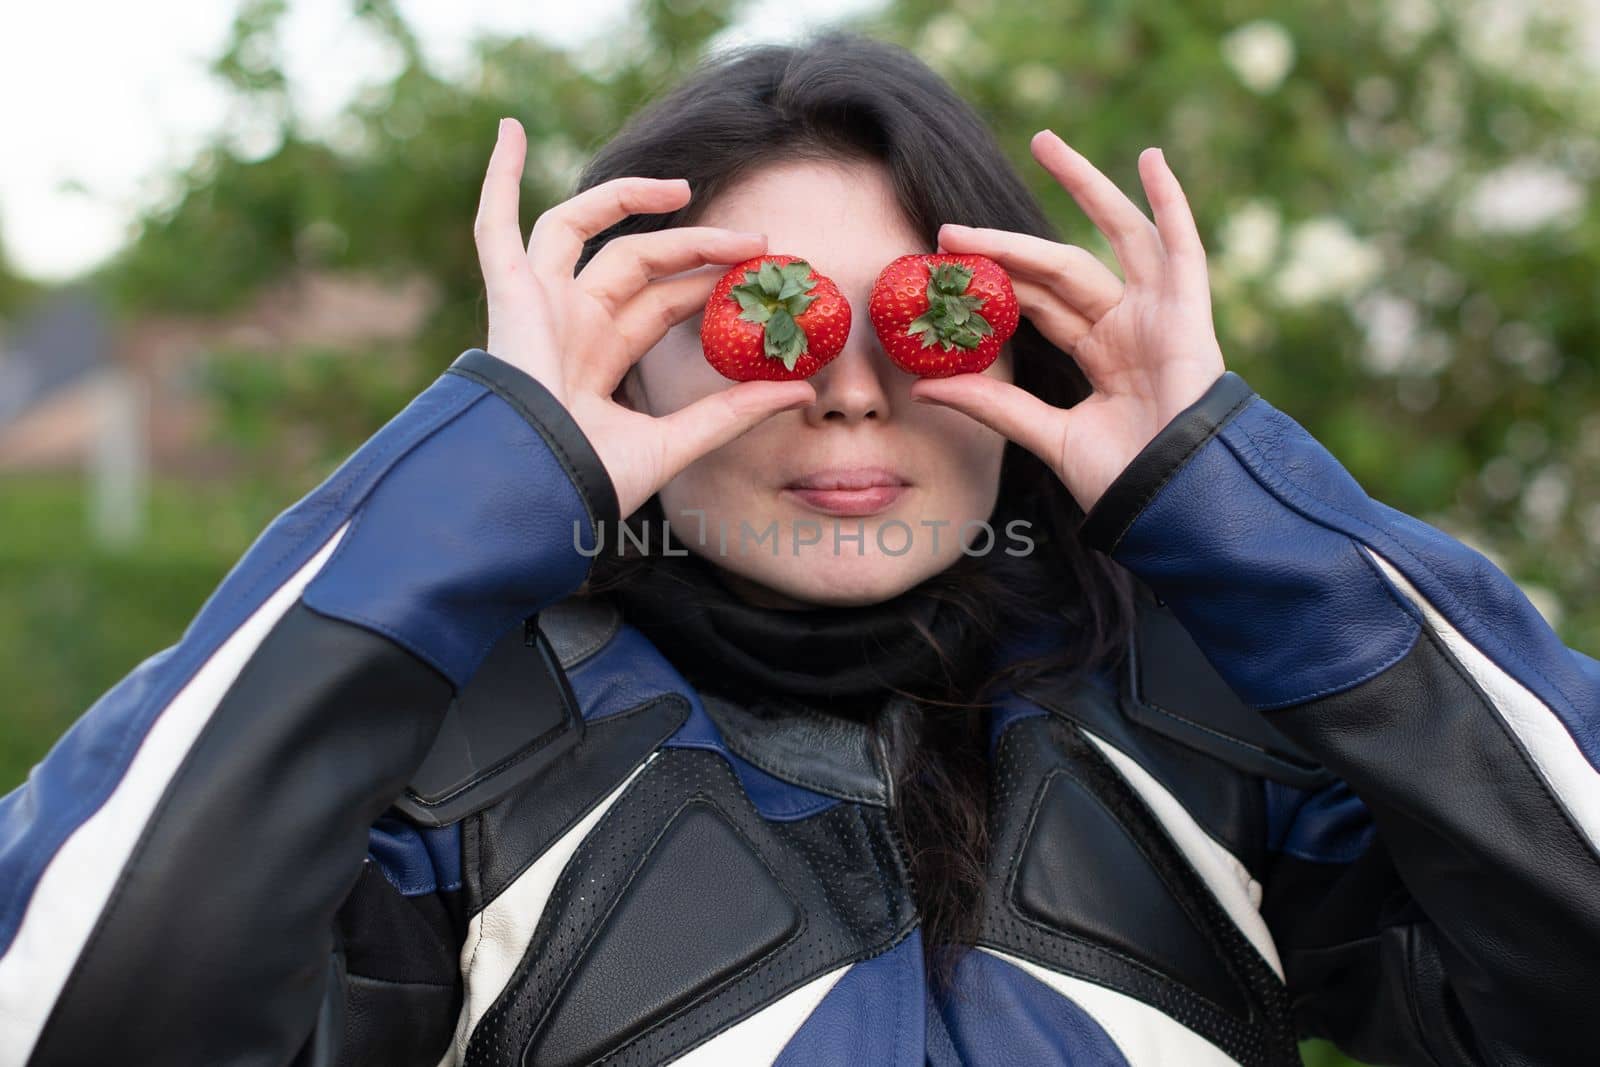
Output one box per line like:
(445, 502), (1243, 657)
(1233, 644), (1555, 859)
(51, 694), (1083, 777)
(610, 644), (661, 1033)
(722, 544), (948, 608)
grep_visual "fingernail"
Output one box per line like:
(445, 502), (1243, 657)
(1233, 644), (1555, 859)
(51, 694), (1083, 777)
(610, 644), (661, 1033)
(497, 117), (507, 138)
(943, 223), (971, 235)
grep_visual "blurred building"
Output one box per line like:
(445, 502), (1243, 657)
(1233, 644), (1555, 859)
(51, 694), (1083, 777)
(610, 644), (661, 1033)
(0, 269), (438, 479)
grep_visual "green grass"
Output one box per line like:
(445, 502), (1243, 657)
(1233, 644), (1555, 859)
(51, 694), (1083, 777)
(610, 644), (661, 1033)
(0, 473), (294, 791)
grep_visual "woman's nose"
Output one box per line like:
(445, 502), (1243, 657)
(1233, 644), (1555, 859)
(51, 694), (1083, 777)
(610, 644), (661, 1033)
(801, 326), (895, 426)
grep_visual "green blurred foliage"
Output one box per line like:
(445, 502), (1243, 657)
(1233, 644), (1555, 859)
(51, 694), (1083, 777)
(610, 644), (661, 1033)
(0, 224), (44, 319)
(5, 4), (1597, 1062)
(853, 0), (1599, 657)
(0, 475), (309, 791)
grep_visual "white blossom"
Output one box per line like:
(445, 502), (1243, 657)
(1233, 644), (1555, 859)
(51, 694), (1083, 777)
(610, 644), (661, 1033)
(1479, 456), (1523, 503)
(1460, 160), (1586, 235)
(1355, 292), (1420, 374)
(1009, 62), (1064, 107)
(1271, 217), (1382, 306)
(1520, 464), (1572, 529)
(1221, 20), (1295, 95)
(1216, 199), (1281, 281)
(1355, 291), (1453, 377)
(1583, 502), (1600, 550)
(1381, 0), (1440, 56)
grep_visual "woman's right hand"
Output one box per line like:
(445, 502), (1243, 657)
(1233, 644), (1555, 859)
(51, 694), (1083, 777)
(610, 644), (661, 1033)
(474, 116), (817, 520)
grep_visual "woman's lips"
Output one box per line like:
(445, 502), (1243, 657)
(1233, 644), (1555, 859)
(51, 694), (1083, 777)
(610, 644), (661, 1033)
(782, 468), (910, 517)
(784, 484), (908, 517)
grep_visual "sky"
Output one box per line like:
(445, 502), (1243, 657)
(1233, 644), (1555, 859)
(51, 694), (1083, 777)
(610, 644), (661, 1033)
(0, 0), (882, 284)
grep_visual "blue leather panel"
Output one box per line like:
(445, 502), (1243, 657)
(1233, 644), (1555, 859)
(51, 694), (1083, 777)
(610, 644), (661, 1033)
(302, 383), (594, 689)
(663, 697), (840, 821)
(934, 947), (1131, 1066)
(1263, 777), (1375, 864)
(367, 814), (463, 896)
(1112, 391), (1600, 770)
(1108, 403), (1422, 711)
(572, 619), (841, 821)
(774, 928), (926, 1066)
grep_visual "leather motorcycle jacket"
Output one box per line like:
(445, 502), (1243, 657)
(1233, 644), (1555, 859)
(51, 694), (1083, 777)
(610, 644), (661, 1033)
(2, 348), (1597, 1066)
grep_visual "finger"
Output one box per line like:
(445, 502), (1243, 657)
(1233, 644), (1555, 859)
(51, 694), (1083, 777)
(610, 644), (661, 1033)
(528, 175), (695, 281)
(909, 373), (1065, 469)
(1138, 147), (1210, 299)
(580, 227), (768, 314)
(938, 224), (1122, 320)
(1009, 276), (1096, 354)
(602, 268), (726, 376)
(1030, 130), (1165, 286)
(654, 380), (817, 480)
(474, 118), (535, 309)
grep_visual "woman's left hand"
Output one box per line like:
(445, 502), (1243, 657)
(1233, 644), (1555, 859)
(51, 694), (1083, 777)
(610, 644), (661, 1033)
(911, 130), (1227, 516)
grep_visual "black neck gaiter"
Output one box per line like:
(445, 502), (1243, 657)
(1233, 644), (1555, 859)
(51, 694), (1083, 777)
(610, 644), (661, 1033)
(608, 549), (996, 717)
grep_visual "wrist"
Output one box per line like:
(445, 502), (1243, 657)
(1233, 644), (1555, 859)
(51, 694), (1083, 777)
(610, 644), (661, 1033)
(1076, 370), (1256, 554)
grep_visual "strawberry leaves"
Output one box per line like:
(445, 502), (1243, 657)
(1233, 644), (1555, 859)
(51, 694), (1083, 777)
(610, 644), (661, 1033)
(730, 259), (821, 371)
(905, 261), (995, 351)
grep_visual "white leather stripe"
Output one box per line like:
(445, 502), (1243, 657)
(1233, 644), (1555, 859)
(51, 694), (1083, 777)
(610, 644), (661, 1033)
(980, 946), (1242, 1066)
(1362, 545), (1600, 858)
(1077, 727), (1284, 979)
(442, 754), (657, 1067)
(666, 962), (851, 1066)
(0, 521), (351, 1067)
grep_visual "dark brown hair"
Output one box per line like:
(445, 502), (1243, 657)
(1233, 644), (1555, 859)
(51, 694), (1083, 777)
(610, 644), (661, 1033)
(568, 29), (1137, 996)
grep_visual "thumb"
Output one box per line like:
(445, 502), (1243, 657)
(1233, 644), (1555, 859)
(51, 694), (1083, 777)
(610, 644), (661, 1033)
(655, 379), (816, 480)
(911, 374), (1065, 468)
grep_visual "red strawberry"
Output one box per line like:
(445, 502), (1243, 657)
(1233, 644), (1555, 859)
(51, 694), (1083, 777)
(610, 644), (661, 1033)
(868, 253), (1019, 378)
(700, 254), (852, 381)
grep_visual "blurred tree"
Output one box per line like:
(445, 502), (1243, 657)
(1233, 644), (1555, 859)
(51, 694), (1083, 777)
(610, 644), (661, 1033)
(852, 0), (1599, 656)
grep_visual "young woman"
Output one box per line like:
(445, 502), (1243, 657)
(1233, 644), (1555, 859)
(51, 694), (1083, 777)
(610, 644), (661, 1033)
(2, 30), (1597, 1067)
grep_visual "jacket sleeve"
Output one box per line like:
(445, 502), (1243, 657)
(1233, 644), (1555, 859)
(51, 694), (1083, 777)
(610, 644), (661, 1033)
(1077, 370), (1600, 1067)
(0, 348), (619, 1067)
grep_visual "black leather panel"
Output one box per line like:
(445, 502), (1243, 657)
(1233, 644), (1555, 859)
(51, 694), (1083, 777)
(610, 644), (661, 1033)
(980, 714), (1300, 1067)
(338, 971), (461, 1067)
(1262, 625), (1600, 1066)
(1017, 661), (1269, 881)
(1077, 369), (1256, 554)
(447, 348), (621, 531)
(31, 604), (454, 1067)
(396, 617), (584, 827)
(537, 594), (623, 671)
(1013, 771), (1251, 1018)
(529, 801), (802, 1066)
(1124, 597), (1329, 787)
(336, 863), (463, 988)
(463, 747), (916, 1067)
(469, 694), (690, 913)
(1259, 848), (1459, 1067)
(700, 691), (890, 805)
(294, 950), (347, 1067)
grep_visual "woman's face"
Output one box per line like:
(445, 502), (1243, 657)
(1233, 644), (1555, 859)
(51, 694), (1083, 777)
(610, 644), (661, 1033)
(619, 157), (1012, 609)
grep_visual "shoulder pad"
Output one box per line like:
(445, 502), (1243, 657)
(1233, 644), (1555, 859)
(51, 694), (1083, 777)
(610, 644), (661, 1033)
(391, 595), (623, 827)
(1121, 593), (1333, 788)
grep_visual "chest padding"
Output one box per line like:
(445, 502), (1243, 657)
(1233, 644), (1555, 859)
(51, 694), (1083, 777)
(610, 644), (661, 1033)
(980, 714), (1301, 1067)
(464, 747), (916, 1067)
